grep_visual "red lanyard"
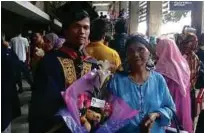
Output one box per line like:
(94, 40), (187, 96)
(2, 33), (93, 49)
(59, 46), (90, 61)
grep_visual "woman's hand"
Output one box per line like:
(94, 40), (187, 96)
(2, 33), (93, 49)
(144, 112), (160, 127)
(140, 112), (160, 133)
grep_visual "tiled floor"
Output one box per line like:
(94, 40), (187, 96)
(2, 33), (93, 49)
(11, 81), (30, 133)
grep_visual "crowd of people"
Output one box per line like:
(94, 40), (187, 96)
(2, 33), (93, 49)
(2, 1), (204, 133)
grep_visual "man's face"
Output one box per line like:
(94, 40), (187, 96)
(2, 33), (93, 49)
(65, 17), (90, 48)
(2, 41), (9, 48)
(33, 33), (43, 44)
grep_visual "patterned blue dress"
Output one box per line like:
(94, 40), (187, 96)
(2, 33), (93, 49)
(108, 71), (176, 133)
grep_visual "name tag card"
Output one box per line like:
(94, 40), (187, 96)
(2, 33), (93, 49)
(91, 97), (105, 108)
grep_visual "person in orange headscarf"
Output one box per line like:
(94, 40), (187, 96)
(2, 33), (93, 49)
(180, 33), (200, 122)
(181, 33), (200, 89)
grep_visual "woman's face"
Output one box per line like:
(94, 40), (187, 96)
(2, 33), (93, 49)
(127, 42), (150, 68)
(182, 40), (197, 54)
(44, 37), (51, 46)
(44, 37), (53, 51)
(33, 33), (43, 44)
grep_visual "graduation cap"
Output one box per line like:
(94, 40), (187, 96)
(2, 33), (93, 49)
(56, 1), (99, 29)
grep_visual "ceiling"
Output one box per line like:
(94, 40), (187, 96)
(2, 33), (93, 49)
(91, 1), (113, 11)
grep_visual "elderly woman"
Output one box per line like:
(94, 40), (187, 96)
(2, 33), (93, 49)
(156, 38), (192, 132)
(108, 35), (175, 133)
(181, 33), (200, 88)
(180, 33), (200, 121)
(44, 33), (65, 52)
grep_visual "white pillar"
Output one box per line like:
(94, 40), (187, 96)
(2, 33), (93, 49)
(120, 1), (129, 11)
(114, 2), (120, 17)
(146, 1), (162, 36)
(129, 1), (139, 34)
(192, 1), (204, 36)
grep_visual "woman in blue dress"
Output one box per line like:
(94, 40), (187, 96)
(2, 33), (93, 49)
(108, 35), (176, 133)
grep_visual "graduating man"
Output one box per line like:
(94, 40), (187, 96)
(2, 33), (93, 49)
(28, 2), (98, 133)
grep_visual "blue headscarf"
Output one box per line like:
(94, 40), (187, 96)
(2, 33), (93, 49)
(122, 35), (155, 72)
(125, 35), (151, 51)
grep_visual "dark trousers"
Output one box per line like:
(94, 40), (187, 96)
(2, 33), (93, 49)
(16, 61), (33, 90)
(191, 89), (196, 122)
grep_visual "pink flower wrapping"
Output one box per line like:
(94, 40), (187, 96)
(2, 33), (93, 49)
(60, 70), (138, 132)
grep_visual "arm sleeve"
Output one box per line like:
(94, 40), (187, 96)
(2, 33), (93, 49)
(156, 75), (176, 126)
(25, 39), (29, 51)
(25, 38), (29, 47)
(107, 75), (118, 96)
(116, 52), (122, 68)
(10, 39), (13, 48)
(112, 51), (121, 68)
(112, 52), (121, 72)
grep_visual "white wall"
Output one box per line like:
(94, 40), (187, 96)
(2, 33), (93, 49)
(161, 12), (191, 34)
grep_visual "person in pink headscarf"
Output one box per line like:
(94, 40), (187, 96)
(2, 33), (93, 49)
(156, 38), (193, 132)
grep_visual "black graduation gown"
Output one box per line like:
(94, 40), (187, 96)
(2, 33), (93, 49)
(29, 49), (98, 133)
(1, 46), (21, 131)
(196, 110), (204, 133)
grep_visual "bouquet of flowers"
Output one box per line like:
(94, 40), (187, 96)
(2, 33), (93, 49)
(58, 61), (138, 133)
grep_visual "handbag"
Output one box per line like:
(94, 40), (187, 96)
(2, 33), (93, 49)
(165, 108), (188, 133)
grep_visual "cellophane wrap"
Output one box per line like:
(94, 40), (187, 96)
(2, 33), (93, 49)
(58, 69), (138, 133)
